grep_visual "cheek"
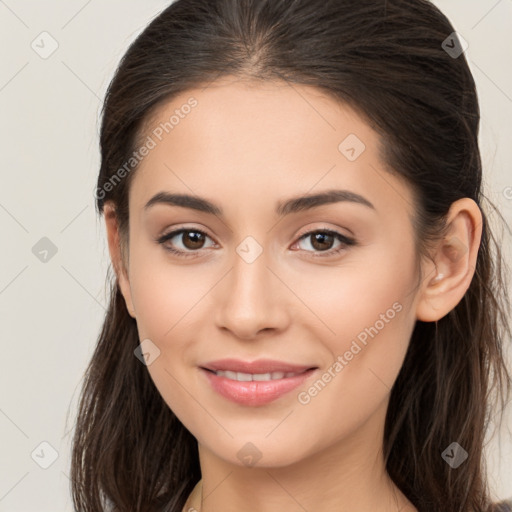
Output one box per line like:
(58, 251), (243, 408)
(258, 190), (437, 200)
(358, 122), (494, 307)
(128, 241), (209, 339)
(293, 235), (417, 353)
(126, 244), (216, 399)
(294, 246), (418, 430)
(127, 257), (205, 419)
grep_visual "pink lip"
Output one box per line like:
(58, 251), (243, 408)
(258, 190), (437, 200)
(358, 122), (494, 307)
(201, 358), (316, 374)
(199, 359), (318, 406)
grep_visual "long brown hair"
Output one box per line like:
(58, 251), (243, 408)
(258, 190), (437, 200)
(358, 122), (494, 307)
(70, 0), (512, 510)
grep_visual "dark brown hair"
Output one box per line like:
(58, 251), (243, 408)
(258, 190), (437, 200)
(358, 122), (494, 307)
(70, 0), (512, 510)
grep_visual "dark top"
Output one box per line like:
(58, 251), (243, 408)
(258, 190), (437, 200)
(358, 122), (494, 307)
(494, 500), (512, 511)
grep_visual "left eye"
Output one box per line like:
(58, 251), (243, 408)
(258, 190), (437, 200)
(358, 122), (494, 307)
(157, 228), (356, 258)
(293, 229), (356, 257)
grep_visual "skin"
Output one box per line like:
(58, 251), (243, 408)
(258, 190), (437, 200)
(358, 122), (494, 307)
(104, 76), (482, 512)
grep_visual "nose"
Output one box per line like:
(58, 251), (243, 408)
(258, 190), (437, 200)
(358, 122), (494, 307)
(214, 251), (290, 340)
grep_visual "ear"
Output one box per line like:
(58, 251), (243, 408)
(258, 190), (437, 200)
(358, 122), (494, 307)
(103, 202), (136, 318)
(415, 198), (483, 322)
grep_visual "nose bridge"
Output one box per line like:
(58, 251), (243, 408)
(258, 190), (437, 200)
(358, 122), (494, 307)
(233, 241), (269, 299)
(214, 236), (288, 337)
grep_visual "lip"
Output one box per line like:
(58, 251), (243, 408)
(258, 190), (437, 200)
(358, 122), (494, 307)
(199, 359), (318, 406)
(200, 358), (316, 374)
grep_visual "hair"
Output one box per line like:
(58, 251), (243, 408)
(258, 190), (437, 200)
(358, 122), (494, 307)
(70, 0), (512, 510)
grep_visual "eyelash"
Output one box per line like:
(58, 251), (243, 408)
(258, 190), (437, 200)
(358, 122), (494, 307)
(156, 227), (356, 259)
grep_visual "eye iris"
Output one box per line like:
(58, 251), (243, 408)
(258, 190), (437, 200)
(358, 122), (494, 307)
(183, 231), (205, 250)
(311, 232), (334, 251)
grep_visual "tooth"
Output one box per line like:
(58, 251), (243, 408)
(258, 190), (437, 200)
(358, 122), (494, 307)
(253, 373), (272, 381)
(214, 370), (299, 381)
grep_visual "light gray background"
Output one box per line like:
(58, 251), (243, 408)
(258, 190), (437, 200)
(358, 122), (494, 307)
(0, 1), (511, 510)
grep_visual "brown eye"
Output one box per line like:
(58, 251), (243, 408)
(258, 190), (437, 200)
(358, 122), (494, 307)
(180, 231), (206, 250)
(157, 228), (215, 258)
(309, 232), (335, 251)
(295, 229), (356, 258)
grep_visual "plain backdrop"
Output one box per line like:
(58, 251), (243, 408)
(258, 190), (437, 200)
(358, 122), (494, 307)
(0, 1), (511, 510)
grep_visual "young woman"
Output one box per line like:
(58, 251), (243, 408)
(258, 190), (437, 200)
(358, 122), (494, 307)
(70, 1), (512, 510)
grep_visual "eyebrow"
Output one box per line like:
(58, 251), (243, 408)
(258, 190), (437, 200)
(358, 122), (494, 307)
(144, 189), (375, 217)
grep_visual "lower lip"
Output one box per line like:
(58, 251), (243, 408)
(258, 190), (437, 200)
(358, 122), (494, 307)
(200, 368), (316, 406)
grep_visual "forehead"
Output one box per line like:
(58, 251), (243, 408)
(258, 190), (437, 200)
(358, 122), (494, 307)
(131, 76), (414, 223)
(140, 76), (376, 163)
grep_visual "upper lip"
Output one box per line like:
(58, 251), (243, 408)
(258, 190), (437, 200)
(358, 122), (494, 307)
(200, 358), (317, 374)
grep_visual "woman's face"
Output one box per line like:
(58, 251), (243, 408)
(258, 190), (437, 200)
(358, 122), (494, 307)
(118, 76), (426, 467)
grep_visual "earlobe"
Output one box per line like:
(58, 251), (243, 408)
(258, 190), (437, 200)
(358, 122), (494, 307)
(415, 198), (482, 322)
(103, 202), (136, 318)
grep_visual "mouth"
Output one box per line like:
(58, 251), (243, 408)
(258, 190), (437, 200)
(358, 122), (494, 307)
(202, 368), (313, 381)
(199, 361), (318, 406)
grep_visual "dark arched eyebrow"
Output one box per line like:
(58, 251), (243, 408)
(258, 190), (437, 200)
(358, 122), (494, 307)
(144, 189), (375, 217)
(275, 189), (375, 215)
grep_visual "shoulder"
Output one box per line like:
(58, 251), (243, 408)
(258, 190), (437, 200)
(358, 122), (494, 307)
(181, 479), (202, 512)
(492, 500), (512, 512)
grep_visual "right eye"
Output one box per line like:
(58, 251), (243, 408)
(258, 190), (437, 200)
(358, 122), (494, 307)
(157, 228), (217, 258)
